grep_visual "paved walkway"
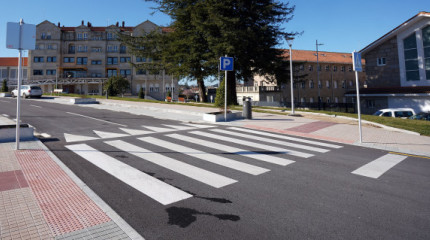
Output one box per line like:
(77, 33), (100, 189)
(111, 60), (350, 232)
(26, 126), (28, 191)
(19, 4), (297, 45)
(1, 96), (429, 239)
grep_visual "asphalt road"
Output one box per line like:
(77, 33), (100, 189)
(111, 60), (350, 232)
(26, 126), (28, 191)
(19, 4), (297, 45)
(1, 97), (429, 240)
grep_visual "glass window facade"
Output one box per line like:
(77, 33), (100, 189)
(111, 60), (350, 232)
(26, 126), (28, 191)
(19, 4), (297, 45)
(403, 33), (419, 81)
(423, 25), (430, 80)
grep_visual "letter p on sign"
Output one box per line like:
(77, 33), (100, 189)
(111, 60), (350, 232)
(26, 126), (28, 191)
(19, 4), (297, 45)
(220, 57), (234, 71)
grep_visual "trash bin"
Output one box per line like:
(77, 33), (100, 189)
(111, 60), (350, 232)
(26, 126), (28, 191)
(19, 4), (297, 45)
(242, 97), (252, 119)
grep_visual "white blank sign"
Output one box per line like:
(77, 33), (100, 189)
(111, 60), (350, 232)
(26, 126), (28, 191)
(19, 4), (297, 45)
(6, 22), (36, 50)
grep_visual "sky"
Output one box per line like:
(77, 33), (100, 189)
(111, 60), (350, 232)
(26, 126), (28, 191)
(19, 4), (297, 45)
(0, 0), (428, 58)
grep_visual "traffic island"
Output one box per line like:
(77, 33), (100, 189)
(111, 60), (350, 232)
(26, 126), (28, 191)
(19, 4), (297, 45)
(0, 93), (12, 97)
(203, 111), (243, 122)
(70, 98), (98, 104)
(0, 124), (34, 142)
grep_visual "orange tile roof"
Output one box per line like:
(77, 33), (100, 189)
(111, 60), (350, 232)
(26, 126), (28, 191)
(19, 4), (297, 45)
(0, 57), (28, 67)
(281, 49), (363, 64)
(61, 26), (134, 32)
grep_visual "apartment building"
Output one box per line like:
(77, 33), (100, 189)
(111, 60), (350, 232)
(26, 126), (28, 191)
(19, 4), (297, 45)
(28, 20), (177, 100)
(0, 57), (28, 86)
(237, 50), (366, 109)
(357, 12), (430, 114)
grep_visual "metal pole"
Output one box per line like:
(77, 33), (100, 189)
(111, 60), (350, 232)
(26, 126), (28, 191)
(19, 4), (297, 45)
(171, 74), (174, 101)
(224, 69), (227, 122)
(316, 40), (320, 110)
(289, 44), (294, 115)
(355, 65), (362, 143)
(16, 19), (24, 150)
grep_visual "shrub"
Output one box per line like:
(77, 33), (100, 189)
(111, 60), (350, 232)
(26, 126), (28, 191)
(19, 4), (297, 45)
(138, 87), (145, 99)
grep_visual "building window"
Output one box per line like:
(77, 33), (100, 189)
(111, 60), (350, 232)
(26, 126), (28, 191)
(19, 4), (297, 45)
(334, 81), (338, 89)
(68, 44), (75, 54)
(334, 97), (339, 103)
(342, 80), (346, 88)
(318, 80), (322, 88)
(107, 57), (118, 65)
(309, 97), (314, 103)
(77, 57), (87, 65)
(326, 97), (331, 103)
(91, 60), (102, 65)
(325, 65), (330, 71)
(83, 33), (88, 40)
(107, 45), (118, 52)
(63, 57), (75, 63)
(299, 65), (304, 71)
(366, 99), (376, 108)
(422, 25), (430, 80)
(41, 33), (46, 39)
(341, 66), (345, 72)
(47, 57), (57, 62)
(46, 70), (56, 75)
(33, 70), (43, 75)
(107, 32), (113, 40)
(308, 65), (313, 71)
(47, 44), (56, 50)
(136, 57), (146, 62)
(10, 69), (16, 79)
(77, 45), (88, 52)
(77, 33), (83, 40)
(309, 80), (314, 88)
(326, 81), (330, 88)
(377, 57), (386, 66)
(120, 45), (127, 54)
(301, 82), (305, 89)
(120, 57), (131, 63)
(92, 47), (102, 52)
(318, 65), (321, 71)
(403, 33), (419, 81)
(120, 69), (131, 77)
(348, 66), (352, 72)
(333, 66), (337, 72)
(107, 69), (117, 77)
(33, 57), (44, 63)
(136, 69), (146, 75)
(349, 80), (353, 87)
(91, 73), (102, 78)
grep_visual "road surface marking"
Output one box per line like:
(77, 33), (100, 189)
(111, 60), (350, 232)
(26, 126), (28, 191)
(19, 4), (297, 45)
(119, 128), (153, 136)
(105, 140), (237, 188)
(66, 144), (192, 205)
(144, 126), (175, 133)
(139, 136), (269, 175)
(40, 133), (51, 138)
(2, 114), (9, 117)
(183, 123), (214, 128)
(30, 104), (42, 108)
(190, 131), (314, 158)
(0, 100), (8, 103)
(212, 129), (329, 153)
(228, 127), (343, 149)
(163, 124), (196, 131)
(64, 133), (99, 143)
(389, 152), (430, 160)
(93, 130), (129, 139)
(168, 133), (295, 166)
(352, 153), (408, 179)
(66, 112), (127, 127)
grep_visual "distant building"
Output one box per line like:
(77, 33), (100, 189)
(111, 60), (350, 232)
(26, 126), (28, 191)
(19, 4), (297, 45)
(237, 49), (365, 109)
(0, 57), (28, 87)
(357, 12), (430, 114)
(27, 20), (177, 100)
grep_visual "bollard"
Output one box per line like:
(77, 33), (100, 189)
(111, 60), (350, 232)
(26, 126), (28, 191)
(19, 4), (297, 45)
(242, 97), (252, 119)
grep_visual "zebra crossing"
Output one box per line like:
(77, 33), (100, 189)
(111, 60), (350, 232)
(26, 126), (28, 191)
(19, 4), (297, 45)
(64, 123), (409, 206)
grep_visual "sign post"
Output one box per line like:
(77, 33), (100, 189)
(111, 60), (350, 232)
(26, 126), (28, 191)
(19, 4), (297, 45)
(352, 51), (363, 143)
(219, 56), (234, 122)
(6, 19), (36, 150)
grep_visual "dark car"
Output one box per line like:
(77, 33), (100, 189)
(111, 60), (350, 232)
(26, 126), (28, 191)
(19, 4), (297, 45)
(409, 112), (430, 121)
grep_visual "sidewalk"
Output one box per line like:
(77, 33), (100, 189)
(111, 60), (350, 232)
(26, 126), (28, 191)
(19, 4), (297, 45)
(1, 96), (429, 239)
(0, 116), (143, 239)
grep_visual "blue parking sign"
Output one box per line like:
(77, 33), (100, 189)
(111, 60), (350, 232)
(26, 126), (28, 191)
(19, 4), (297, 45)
(220, 57), (234, 71)
(352, 52), (362, 72)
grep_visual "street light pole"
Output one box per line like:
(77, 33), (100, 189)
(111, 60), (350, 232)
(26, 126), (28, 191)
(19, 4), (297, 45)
(286, 37), (295, 115)
(316, 40), (324, 110)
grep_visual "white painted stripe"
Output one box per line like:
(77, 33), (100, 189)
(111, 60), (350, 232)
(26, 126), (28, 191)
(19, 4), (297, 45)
(66, 144), (192, 205)
(94, 130), (129, 139)
(105, 140), (237, 188)
(352, 154), (408, 179)
(30, 104), (42, 108)
(40, 133), (51, 138)
(183, 123), (214, 128)
(190, 131), (314, 158)
(66, 112), (127, 127)
(229, 127), (343, 149)
(140, 136), (269, 175)
(64, 133), (99, 143)
(167, 133), (295, 166)
(212, 129), (329, 153)
(163, 124), (196, 131)
(119, 128), (153, 136)
(144, 126), (175, 133)
(2, 114), (10, 117)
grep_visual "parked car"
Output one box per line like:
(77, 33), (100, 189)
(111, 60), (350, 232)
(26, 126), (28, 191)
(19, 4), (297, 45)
(11, 85), (43, 98)
(372, 108), (415, 118)
(409, 112), (430, 121)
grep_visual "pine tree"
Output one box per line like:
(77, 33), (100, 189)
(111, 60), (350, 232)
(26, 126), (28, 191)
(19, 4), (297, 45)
(138, 87), (145, 99)
(1, 80), (8, 92)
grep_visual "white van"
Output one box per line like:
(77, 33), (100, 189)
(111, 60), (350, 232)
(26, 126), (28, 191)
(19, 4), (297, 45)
(372, 108), (416, 118)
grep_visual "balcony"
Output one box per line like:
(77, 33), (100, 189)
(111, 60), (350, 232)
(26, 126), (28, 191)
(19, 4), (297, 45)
(236, 86), (280, 93)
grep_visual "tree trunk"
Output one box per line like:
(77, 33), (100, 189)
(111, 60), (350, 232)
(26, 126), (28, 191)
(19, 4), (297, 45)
(227, 71), (238, 105)
(197, 79), (207, 102)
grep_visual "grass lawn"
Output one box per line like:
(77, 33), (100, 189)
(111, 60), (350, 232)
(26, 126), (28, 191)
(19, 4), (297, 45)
(53, 93), (430, 136)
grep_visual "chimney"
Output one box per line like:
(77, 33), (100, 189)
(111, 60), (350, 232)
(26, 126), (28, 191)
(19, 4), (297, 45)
(81, 20), (84, 25)
(87, 21), (90, 27)
(116, 22), (119, 27)
(122, 21), (125, 27)
(58, 22), (60, 27)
